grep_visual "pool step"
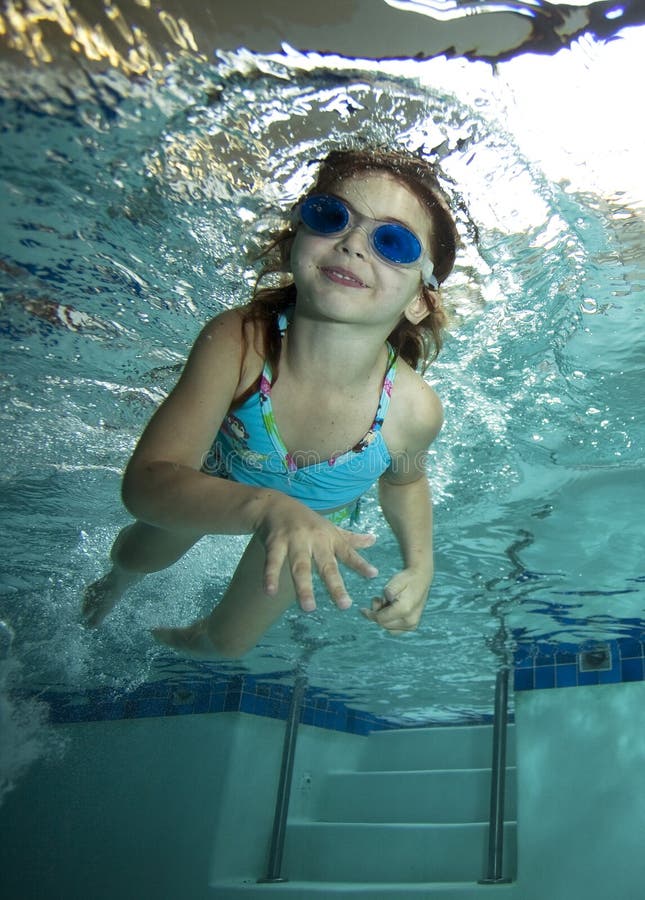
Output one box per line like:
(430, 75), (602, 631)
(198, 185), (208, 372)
(210, 879), (518, 898)
(211, 723), (517, 896)
(358, 724), (516, 771)
(316, 766), (517, 823)
(283, 820), (517, 883)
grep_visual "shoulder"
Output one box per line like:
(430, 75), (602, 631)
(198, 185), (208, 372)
(385, 358), (444, 453)
(180, 306), (264, 397)
(191, 306), (248, 351)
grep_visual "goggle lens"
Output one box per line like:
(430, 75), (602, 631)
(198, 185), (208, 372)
(301, 194), (350, 234)
(372, 223), (421, 265)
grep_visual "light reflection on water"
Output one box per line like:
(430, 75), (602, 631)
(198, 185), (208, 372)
(1, 19), (644, 723)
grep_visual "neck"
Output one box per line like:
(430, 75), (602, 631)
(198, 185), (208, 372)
(281, 308), (394, 388)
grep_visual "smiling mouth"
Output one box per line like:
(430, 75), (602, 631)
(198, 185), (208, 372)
(321, 266), (367, 288)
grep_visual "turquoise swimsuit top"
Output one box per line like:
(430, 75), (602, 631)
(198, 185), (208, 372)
(202, 308), (397, 513)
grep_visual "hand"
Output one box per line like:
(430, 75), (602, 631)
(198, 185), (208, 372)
(256, 495), (379, 613)
(360, 567), (432, 634)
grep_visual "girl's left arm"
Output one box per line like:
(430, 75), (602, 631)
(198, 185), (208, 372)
(361, 377), (442, 633)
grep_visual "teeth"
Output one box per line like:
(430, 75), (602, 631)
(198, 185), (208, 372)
(334, 270), (360, 283)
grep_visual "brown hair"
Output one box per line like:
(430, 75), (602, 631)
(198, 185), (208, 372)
(241, 148), (459, 389)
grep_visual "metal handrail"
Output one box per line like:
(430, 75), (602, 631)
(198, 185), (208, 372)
(258, 673), (308, 884)
(479, 665), (512, 885)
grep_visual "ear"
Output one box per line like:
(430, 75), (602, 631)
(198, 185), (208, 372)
(403, 292), (429, 325)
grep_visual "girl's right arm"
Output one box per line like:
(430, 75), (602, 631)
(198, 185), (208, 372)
(121, 309), (377, 609)
(122, 308), (269, 535)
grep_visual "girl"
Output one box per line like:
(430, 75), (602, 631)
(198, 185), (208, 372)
(82, 147), (459, 658)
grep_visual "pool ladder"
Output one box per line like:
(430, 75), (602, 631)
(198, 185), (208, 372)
(258, 665), (513, 887)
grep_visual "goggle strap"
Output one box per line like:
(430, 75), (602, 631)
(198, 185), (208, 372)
(422, 259), (439, 290)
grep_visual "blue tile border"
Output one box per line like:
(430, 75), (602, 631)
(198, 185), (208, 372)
(513, 636), (645, 693)
(22, 635), (643, 735)
(17, 670), (428, 736)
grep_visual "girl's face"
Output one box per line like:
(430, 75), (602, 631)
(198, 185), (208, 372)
(290, 172), (433, 328)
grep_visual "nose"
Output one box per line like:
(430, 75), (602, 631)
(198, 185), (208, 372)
(336, 224), (369, 259)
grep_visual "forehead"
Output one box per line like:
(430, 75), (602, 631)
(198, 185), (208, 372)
(328, 172), (430, 229)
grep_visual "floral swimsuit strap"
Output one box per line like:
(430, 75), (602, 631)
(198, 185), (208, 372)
(258, 308), (397, 473)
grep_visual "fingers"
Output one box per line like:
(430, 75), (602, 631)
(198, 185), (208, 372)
(316, 558), (352, 610)
(342, 529), (377, 549)
(263, 536), (318, 612)
(314, 529), (378, 609)
(360, 592), (419, 634)
(262, 537), (288, 598)
(262, 525), (378, 614)
(339, 546), (379, 581)
(335, 529), (379, 580)
(290, 554), (318, 612)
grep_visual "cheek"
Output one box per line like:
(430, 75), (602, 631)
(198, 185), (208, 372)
(380, 265), (421, 299)
(290, 230), (312, 269)
(291, 231), (327, 277)
(288, 232), (300, 272)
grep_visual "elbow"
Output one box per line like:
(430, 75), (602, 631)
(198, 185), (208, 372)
(120, 458), (164, 519)
(121, 473), (143, 520)
(121, 457), (194, 521)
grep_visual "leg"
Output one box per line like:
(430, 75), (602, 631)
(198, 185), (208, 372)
(152, 532), (297, 659)
(82, 522), (203, 627)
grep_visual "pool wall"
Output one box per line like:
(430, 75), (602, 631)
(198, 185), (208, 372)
(1, 679), (644, 898)
(0, 711), (363, 899)
(516, 680), (645, 900)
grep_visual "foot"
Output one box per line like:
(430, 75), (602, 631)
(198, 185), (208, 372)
(81, 567), (142, 627)
(151, 618), (221, 659)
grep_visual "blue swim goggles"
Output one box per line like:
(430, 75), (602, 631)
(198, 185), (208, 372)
(297, 193), (439, 289)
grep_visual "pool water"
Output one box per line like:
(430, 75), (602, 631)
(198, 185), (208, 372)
(1, 24), (644, 737)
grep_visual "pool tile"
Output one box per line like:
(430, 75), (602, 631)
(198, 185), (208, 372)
(224, 690), (241, 712)
(514, 668), (534, 691)
(535, 666), (555, 689)
(598, 667), (622, 684)
(555, 664), (578, 688)
(619, 639), (644, 659)
(535, 652), (555, 667)
(621, 658), (643, 681)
